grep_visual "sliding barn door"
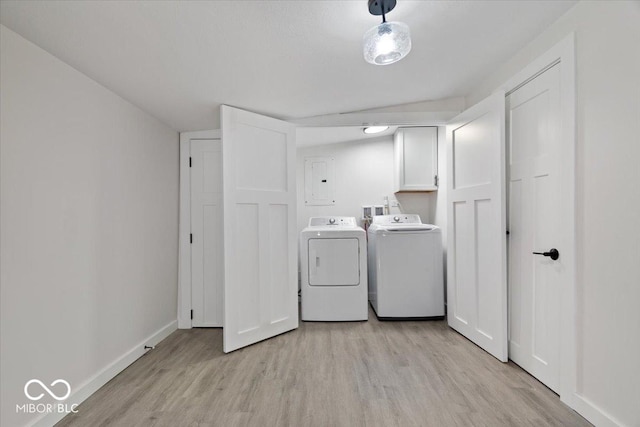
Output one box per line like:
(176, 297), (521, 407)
(221, 105), (298, 353)
(446, 92), (508, 362)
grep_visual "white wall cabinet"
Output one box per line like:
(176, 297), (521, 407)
(394, 127), (438, 192)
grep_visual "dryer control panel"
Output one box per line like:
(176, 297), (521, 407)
(308, 217), (357, 227)
(371, 214), (422, 225)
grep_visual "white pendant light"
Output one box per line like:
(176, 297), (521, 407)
(363, 0), (411, 65)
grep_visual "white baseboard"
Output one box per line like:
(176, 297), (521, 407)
(31, 320), (178, 427)
(571, 393), (625, 427)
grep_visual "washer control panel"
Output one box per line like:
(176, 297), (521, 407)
(372, 214), (422, 225)
(308, 217), (357, 227)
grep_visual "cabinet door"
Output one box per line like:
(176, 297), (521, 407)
(395, 127), (438, 192)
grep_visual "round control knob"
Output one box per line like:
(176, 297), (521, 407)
(329, 218), (336, 224)
(393, 216), (400, 222)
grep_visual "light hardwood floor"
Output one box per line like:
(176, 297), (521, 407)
(57, 308), (590, 427)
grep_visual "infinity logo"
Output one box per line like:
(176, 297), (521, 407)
(24, 379), (71, 401)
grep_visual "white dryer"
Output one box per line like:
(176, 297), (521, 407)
(300, 217), (368, 321)
(368, 215), (444, 319)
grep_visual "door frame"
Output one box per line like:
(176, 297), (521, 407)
(178, 129), (221, 329)
(499, 34), (579, 415)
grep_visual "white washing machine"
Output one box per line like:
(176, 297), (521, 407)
(300, 217), (368, 321)
(368, 214), (444, 319)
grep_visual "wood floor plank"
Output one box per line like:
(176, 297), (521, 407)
(57, 308), (590, 427)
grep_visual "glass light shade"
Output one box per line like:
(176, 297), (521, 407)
(363, 126), (389, 134)
(363, 21), (411, 65)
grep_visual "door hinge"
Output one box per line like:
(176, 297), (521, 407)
(189, 157), (192, 167)
(190, 233), (193, 244)
(434, 175), (439, 187)
(190, 309), (193, 320)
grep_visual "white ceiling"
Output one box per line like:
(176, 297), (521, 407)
(0, 1), (576, 132)
(297, 126), (398, 147)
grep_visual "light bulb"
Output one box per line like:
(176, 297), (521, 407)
(377, 34), (395, 55)
(363, 21), (411, 65)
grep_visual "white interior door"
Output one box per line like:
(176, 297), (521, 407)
(221, 105), (298, 353)
(507, 64), (562, 391)
(446, 91), (508, 362)
(190, 139), (223, 327)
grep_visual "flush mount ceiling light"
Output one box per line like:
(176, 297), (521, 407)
(363, 0), (412, 65)
(363, 126), (390, 134)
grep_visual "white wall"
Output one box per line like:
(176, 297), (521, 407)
(0, 25), (179, 427)
(466, 2), (640, 426)
(296, 137), (433, 234)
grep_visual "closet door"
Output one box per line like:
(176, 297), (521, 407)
(221, 105), (298, 353)
(446, 92), (508, 362)
(507, 64), (562, 391)
(190, 138), (223, 327)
